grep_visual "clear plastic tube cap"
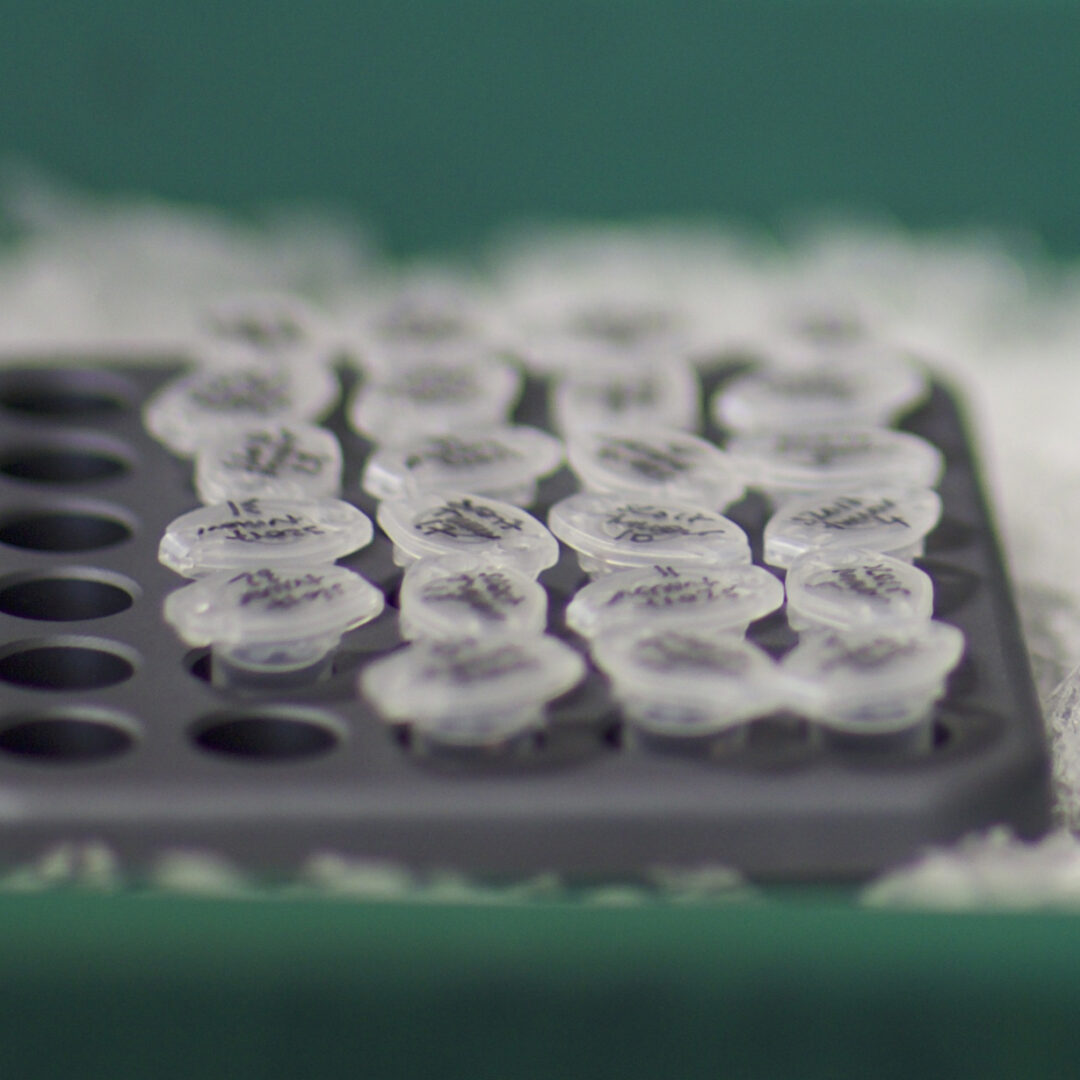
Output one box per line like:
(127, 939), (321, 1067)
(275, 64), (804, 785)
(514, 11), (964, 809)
(164, 564), (384, 670)
(712, 354), (928, 433)
(362, 425), (564, 507)
(200, 292), (329, 359)
(566, 563), (783, 639)
(159, 497), (374, 578)
(520, 326), (681, 375)
(763, 486), (942, 568)
(567, 427), (743, 509)
(195, 422), (343, 504)
(552, 355), (700, 436)
(785, 548), (935, 632)
(348, 350), (522, 444)
(782, 620), (965, 734)
(349, 274), (507, 362)
(398, 554), (547, 640)
(376, 491), (559, 577)
(144, 364), (340, 456)
(726, 427), (944, 501)
(590, 626), (781, 735)
(547, 492), (751, 576)
(360, 633), (586, 744)
(512, 294), (697, 367)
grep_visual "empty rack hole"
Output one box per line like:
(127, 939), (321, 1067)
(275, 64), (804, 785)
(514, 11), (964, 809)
(0, 640), (138, 690)
(0, 509), (133, 552)
(0, 446), (131, 485)
(918, 559), (980, 618)
(192, 711), (342, 761)
(924, 515), (976, 554)
(0, 571), (137, 621)
(0, 369), (135, 417)
(0, 713), (136, 762)
(185, 649), (212, 682)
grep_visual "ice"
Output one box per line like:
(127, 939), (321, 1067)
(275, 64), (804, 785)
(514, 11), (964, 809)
(863, 829), (1080, 910)
(0, 165), (374, 352)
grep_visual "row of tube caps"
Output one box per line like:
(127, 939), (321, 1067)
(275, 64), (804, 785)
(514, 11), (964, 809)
(144, 297), (929, 452)
(145, 292), (964, 748)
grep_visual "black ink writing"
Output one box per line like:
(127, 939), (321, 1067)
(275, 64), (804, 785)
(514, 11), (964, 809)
(414, 498), (524, 542)
(790, 496), (909, 531)
(595, 437), (694, 481)
(809, 564), (913, 602)
(576, 377), (658, 413)
(196, 501), (325, 544)
(404, 436), (516, 471)
(189, 371), (291, 414)
(222, 428), (328, 479)
(423, 642), (538, 685)
(229, 568), (344, 609)
(768, 371), (855, 401)
(774, 431), (874, 467)
(635, 633), (752, 676)
(569, 305), (671, 347)
(419, 571), (523, 621)
(380, 300), (466, 342)
(604, 504), (728, 544)
(605, 573), (744, 611)
(389, 367), (475, 404)
(211, 313), (303, 350)
(819, 636), (921, 673)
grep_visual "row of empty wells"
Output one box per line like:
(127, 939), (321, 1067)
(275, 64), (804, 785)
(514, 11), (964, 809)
(0, 631), (990, 770)
(0, 373), (147, 712)
(0, 367), (156, 559)
(0, 370), (153, 715)
(0, 693), (996, 769)
(0, 368), (152, 764)
(0, 367), (142, 420)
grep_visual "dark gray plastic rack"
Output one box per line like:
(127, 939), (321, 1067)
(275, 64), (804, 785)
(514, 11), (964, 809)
(0, 359), (1051, 880)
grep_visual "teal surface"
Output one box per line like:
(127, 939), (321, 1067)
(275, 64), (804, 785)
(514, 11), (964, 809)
(1, 891), (1079, 1079)
(1, 2), (1079, 253)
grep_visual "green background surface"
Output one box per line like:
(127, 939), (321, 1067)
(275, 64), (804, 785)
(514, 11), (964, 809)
(5, 890), (1080, 1080)
(1, 2), (1079, 1076)
(2, 1), (1079, 253)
